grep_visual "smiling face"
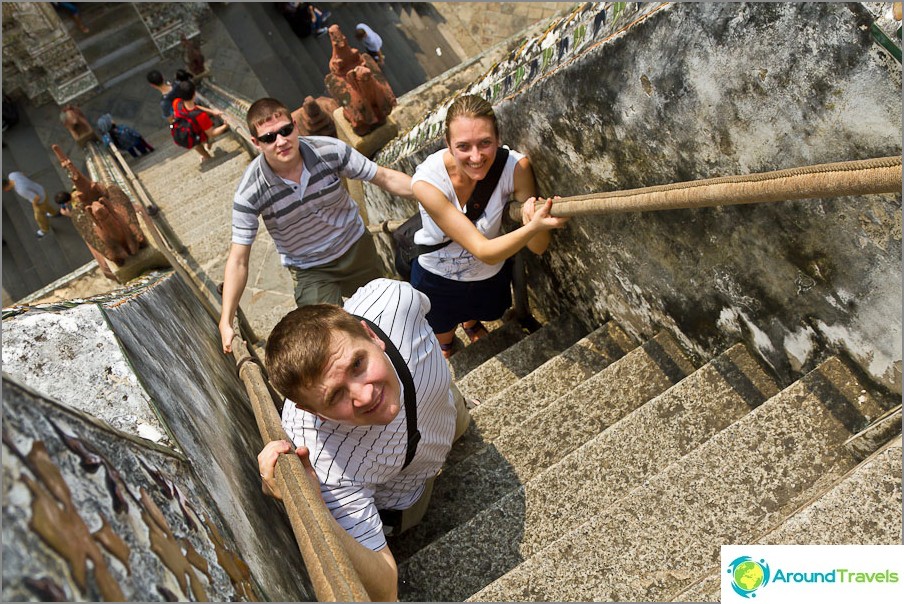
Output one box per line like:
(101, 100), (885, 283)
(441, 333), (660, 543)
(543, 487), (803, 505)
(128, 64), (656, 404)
(294, 324), (402, 426)
(252, 114), (301, 172)
(446, 116), (498, 181)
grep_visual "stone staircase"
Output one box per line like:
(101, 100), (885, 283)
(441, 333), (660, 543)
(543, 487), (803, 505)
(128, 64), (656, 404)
(75, 3), (159, 90)
(128, 128), (297, 342)
(382, 318), (901, 602)
(125, 132), (901, 600)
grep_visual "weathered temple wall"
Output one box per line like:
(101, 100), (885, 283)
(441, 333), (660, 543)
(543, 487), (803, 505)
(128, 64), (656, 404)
(1, 271), (313, 601)
(367, 2), (903, 393)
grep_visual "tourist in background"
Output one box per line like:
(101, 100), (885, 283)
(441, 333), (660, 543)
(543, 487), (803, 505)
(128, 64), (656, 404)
(355, 22), (385, 67)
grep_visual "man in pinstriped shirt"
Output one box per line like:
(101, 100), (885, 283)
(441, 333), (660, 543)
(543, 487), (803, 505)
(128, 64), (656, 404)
(258, 278), (470, 602)
(219, 97), (413, 354)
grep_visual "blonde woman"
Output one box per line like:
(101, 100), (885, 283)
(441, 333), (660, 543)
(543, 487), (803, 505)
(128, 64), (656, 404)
(410, 94), (570, 357)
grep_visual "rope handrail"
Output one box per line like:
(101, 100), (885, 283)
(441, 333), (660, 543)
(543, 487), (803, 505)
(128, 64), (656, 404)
(231, 336), (370, 602)
(518, 156), (901, 218)
(367, 156), (902, 234)
(104, 142), (161, 215)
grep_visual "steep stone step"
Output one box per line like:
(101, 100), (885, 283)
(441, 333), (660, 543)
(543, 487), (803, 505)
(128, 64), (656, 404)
(456, 311), (587, 403)
(448, 320), (528, 380)
(391, 329), (693, 570)
(490, 330), (697, 483)
(445, 321), (637, 467)
(517, 342), (781, 556)
(137, 135), (249, 271)
(470, 357), (891, 602)
(672, 435), (903, 602)
(77, 4), (157, 87)
(842, 404), (902, 461)
(400, 340), (765, 601)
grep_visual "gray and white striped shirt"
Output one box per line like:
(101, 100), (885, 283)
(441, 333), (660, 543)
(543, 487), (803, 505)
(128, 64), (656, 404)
(281, 279), (456, 551)
(232, 136), (377, 268)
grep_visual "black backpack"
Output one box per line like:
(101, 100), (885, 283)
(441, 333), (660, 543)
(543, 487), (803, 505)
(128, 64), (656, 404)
(170, 101), (203, 149)
(392, 148), (509, 281)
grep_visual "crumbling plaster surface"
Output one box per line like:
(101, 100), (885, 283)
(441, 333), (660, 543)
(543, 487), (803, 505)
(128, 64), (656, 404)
(367, 2), (902, 392)
(2, 377), (255, 601)
(1, 303), (170, 445)
(2, 271), (314, 601)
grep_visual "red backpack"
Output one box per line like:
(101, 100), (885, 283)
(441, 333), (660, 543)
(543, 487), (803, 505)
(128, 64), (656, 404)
(170, 100), (203, 149)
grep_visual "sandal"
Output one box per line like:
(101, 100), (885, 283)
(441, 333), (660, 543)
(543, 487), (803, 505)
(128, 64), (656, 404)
(462, 321), (488, 343)
(440, 340), (459, 359)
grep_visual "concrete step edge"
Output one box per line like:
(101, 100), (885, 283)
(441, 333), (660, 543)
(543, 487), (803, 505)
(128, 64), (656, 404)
(399, 341), (776, 601)
(469, 320), (638, 442)
(671, 434), (904, 603)
(469, 357), (886, 602)
(456, 311), (588, 402)
(448, 319), (528, 380)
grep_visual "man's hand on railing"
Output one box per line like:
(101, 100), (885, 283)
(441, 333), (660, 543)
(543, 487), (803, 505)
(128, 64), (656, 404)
(257, 439), (322, 501)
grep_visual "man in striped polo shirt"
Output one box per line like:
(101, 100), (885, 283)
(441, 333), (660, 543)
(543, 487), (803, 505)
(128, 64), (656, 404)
(258, 278), (470, 601)
(219, 97), (413, 353)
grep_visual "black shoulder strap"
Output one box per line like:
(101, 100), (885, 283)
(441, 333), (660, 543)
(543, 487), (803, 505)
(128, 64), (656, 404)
(353, 315), (421, 470)
(464, 146), (509, 221)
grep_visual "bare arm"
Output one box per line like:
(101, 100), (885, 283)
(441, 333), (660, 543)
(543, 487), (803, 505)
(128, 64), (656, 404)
(413, 157), (568, 265)
(514, 158), (555, 255)
(258, 440), (399, 601)
(370, 165), (414, 199)
(219, 243), (251, 353)
(194, 103), (224, 118)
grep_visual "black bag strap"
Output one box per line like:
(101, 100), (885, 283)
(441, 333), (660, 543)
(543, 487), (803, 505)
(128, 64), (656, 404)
(353, 315), (420, 470)
(464, 146), (509, 220)
(411, 147), (510, 256)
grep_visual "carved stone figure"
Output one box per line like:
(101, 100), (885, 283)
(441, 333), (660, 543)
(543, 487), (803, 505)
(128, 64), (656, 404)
(59, 104), (96, 146)
(324, 25), (396, 136)
(180, 34), (206, 76)
(52, 145), (146, 275)
(292, 96), (338, 137)
(327, 25), (364, 78)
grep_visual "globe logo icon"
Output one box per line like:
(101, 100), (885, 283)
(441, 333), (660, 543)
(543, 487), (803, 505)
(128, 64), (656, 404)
(727, 556), (770, 598)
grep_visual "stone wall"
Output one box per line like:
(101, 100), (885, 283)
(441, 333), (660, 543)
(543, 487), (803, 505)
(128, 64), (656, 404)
(1, 271), (314, 601)
(365, 2), (902, 393)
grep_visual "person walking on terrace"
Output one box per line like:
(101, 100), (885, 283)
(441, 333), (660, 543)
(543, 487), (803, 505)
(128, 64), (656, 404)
(3, 172), (58, 238)
(218, 97), (413, 354)
(408, 94), (570, 357)
(355, 23), (385, 67)
(257, 278), (470, 602)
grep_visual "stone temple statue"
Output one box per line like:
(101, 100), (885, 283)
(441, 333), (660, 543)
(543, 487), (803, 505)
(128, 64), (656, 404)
(292, 96), (338, 137)
(59, 104), (97, 147)
(52, 145), (147, 279)
(324, 25), (396, 136)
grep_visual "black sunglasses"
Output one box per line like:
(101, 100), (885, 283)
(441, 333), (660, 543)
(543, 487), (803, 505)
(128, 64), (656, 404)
(256, 123), (295, 144)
